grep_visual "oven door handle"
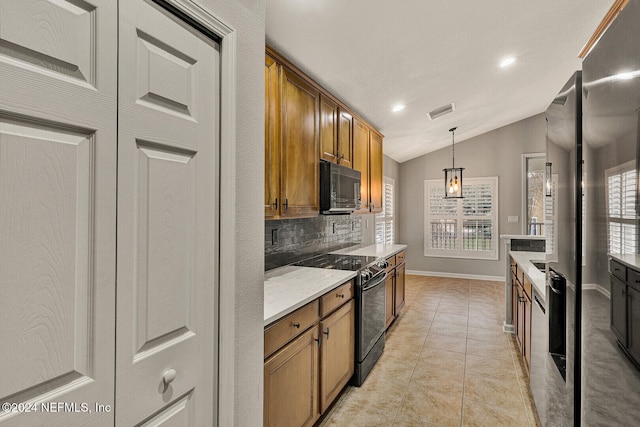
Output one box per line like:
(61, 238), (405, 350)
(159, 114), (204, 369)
(361, 273), (386, 291)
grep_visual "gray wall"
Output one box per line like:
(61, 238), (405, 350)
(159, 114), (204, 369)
(196, 0), (265, 425)
(398, 114), (546, 278)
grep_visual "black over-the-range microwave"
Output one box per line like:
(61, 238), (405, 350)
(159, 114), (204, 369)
(320, 160), (361, 214)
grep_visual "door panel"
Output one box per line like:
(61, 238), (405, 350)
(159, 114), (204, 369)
(264, 54), (279, 218)
(337, 109), (353, 168)
(369, 130), (383, 213)
(353, 119), (369, 212)
(117, 1), (219, 425)
(320, 94), (338, 163)
(0, 0), (117, 425)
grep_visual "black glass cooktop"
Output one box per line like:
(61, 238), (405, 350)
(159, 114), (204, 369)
(293, 253), (378, 271)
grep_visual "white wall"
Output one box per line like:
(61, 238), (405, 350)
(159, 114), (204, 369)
(398, 114), (546, 278)
(193, 1), (265, 425)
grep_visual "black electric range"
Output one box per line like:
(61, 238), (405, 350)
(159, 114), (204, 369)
(294, 253), (388, 386)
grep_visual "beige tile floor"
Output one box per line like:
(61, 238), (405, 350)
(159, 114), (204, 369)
(318, 275), (541, 427)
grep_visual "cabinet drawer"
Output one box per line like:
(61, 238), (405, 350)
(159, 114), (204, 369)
(522, 274), (532, 299)
(395, 251), (406, 265)
(265, 300), (319, 358)
(610, 259), (627, 282)
(628, 267), (640, 292)
(385, 255), (396, 272)
(320, 280), (354, 317)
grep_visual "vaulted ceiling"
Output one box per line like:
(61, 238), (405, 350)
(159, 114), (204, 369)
(266, 0), (615, 163)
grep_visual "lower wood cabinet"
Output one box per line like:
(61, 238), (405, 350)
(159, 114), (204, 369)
(385, 251), (406, 329)
(264, 280), (354, 427)
(511, 256), (532, 373)
(319, 300), (355, 413)
(264, 327), (320, 427)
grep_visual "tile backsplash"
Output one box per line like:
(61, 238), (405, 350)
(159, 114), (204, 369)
(265, 215), (362, 270)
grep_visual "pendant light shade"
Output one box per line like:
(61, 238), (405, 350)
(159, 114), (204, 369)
(443, 127), (464, 198)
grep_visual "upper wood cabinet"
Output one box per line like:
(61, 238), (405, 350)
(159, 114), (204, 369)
(353, 118), (384, 213)
(320, 94), (339, 163)
(265, 54), (280, 218)
(280, 67), (320, 218)
(369, 129), (383, 213)
(337, 108), (353, 168)
(353, 118), (370, 212)
(265, 46), (382, 219)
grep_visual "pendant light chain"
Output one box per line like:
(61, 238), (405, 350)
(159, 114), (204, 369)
(450, 127), (456, 169)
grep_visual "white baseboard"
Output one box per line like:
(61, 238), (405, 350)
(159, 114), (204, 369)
(583, 283), (610, 299)
(406, 269), (505, 283)
(503, 321), (515, 334)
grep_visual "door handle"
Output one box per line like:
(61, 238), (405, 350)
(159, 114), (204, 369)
(273, 198), (278, 210)
(163, 369), (177, 385)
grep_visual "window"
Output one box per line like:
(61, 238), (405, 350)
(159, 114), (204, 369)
(606, 161), (637, 254)
(545, 174), (558, 261)
(376, 177), (394, 244)
(523, 153), (546, 236)
(424, 177), (499, 260)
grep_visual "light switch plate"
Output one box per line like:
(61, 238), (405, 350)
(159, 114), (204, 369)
(508, 216), (519, 223)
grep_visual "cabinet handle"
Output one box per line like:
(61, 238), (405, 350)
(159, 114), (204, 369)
(273, 198), (278, 210)
(284, 199), (289, 210)
(314, 336), (321, 347)
(337, 293), (345, 299)
(323, 328), (330, 340)
(292, 322), (300, 328)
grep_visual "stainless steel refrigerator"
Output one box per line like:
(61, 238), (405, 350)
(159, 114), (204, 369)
(534, 0), (640, 424)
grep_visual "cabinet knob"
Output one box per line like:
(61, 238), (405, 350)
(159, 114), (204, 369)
(337, 293), (345, 299)
(292, 322), (301, 328)
(162, 368), (177, 385)
(284, 199), (289, 210)
(273, 198), (278, 209)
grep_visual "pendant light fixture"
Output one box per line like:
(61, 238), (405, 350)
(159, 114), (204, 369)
(443, 127), (464, 198)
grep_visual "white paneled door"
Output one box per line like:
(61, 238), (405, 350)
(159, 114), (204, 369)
(0, 0), (220, 426)
(116, 0), (219, 425)
(0, 0), (118, 425)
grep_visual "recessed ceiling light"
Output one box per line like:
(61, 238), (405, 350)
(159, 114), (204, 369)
(392, 104), (405, 112)
(500, 56), (517, 68)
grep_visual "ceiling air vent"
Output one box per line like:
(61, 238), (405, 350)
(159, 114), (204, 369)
(427, 103), (455, 120)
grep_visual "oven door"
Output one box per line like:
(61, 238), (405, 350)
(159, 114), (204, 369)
(358, 272), (386, 361)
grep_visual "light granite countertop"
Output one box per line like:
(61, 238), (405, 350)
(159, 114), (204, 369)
(331, 243), (407, 259)
(263, 265), (356, 327)
(509, 251), (546, 299)
(609, 253), (640, 271)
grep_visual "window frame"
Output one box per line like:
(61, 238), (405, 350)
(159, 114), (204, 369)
(424, 176), (499, 260)
(375, 176), (395, 245)
(605, 160), (637, 255)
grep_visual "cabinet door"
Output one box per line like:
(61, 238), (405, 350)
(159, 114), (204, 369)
(320, 95), (338, 163)
(117, 1), (219, 424)
(0, 1), (117, 426)
(280, 67), (320, 217)
(369, 130), (383, 213)
(337, 108), (353, 168)
(264, 327), (319, 427)
(516, 286), (525, 352)
(265, 54), (280, 218)
(395, 263), (406, 314)
(511, 272), (519, 329)
(319, 300), (355, 413)
(524, 296), (532, 371)
(385, 273), (395, 329)
(353, 119), (369, 212)
(611, 276), (627, 345)
(627, 285), (640, 362)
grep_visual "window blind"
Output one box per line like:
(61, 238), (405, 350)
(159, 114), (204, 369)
(375, 177), (395, 244)
(424, 177), (499, 260)
(606, 161), (637, 255)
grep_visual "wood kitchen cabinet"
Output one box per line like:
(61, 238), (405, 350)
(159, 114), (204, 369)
(384, 251), (406, 329)
(609, 258), (640, 365)
(264, 279), (354, 427)
(511, 256), (532, 372)
(264, 327), (320, 427)
(265, 54), (280, 218)
(319, 299), (355, 413)
(320, 95), (353, 167)
(353, 118), (384, 213)
(264, 50), (320, 219)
